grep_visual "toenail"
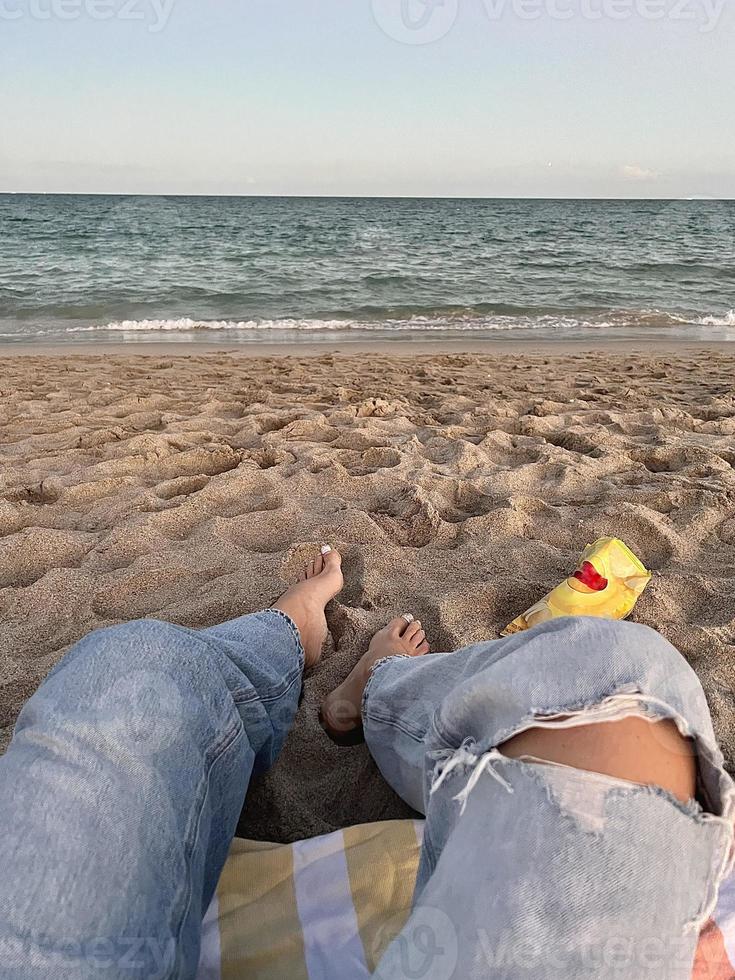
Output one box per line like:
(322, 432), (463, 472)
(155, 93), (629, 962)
(321, 545), (332, 555)
(401, 613), (414, 624)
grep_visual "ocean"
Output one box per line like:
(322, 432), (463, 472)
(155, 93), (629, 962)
(0, 195), (733, 345)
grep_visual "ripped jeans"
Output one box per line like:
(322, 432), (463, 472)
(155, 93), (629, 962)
(1, 613), (733, 979)
(366, 617), (735, 980)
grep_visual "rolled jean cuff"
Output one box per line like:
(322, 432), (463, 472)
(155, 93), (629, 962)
(361, 654), (410, 719)
(258, 608), (306, 673)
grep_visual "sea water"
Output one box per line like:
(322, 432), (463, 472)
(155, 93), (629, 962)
(1, 195), (733, 344)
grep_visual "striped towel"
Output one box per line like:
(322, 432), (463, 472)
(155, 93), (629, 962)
(196, 820), (735, 979)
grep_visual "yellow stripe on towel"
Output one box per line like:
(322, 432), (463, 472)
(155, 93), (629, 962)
(217, 838), (309, 980)
(343, 820), (423, 973)
(200, 819), (734, 980)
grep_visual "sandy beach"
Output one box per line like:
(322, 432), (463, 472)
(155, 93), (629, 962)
(1, 343), (734, 843)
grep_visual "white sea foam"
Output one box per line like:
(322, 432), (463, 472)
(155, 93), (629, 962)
(63, 309), (735, 336)
(69, 317), (354, 333)
(65, 314), (611, 335)
(68, 316), (543, 334)
(697, 310), (735, 327)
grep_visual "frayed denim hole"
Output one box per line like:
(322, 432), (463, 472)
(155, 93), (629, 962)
(493, 755), (727, 936)
(510, 754), (710, 830)
(489, 689), (699, 756)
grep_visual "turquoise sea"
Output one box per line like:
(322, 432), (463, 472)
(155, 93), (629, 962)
(0, 195), (733, 344)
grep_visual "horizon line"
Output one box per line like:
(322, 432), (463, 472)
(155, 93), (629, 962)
(1, 192), (733, 202)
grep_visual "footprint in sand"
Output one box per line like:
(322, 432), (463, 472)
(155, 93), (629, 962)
(370, 487), (442, 548)
(155, 475), (211, 501)
(0, 527), (98, 589)
(632, 445), (726, 475)
(341, 447), (403, 477)
(3, 481), (61, 506)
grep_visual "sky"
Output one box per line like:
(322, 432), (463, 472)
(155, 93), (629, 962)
(0, 0), (734, 198)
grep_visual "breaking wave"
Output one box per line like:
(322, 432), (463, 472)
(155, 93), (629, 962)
(67, 309), (735, 336)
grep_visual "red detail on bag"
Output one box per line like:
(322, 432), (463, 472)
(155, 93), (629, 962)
(572, 561), (608, 592)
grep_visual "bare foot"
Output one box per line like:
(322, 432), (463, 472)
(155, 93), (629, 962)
(273, 546), (343, 668)
(320, 614), (430, 742)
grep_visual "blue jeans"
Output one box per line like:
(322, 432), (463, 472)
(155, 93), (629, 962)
(365, 617), (735, 979)
(0, 610), (304, 979)
(0, 613), (733, 979)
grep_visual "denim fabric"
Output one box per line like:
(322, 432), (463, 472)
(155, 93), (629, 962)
(2, 612), (733, 980)
(0, 610), (304, 979)
(365, 617), (735, 980)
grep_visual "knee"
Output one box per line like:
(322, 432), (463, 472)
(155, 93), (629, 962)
(547, 616), (682, 663)
(501, 714), (698, 806)
(540, 617), (699, 698)
(20, 620), (203, 759)
(58, 619), (195, 679)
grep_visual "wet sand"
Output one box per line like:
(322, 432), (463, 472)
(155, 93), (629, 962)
(1, 343), (734, 841)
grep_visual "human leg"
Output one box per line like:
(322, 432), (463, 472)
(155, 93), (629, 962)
(0, 550), (342, 980)
(358, 617), (734, 978)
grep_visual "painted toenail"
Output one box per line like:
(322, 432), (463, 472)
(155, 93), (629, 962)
(401, 613), (414, 624)
(321, 545), (332, 555)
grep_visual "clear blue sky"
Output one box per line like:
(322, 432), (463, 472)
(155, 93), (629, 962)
(1, 0), (733, 197)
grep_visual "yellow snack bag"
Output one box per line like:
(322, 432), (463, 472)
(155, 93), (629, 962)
(502, 538), (652, 636)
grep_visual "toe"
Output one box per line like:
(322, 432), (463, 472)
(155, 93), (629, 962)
(417, 640), (431, 655)
(409, 628), (426, 649)
(313, 553), (325, 575)
(387, 616), (410, 638)
(321, 549), (342, 574)
(404, 619), (422, 641)
(306, 560), (316, 579)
